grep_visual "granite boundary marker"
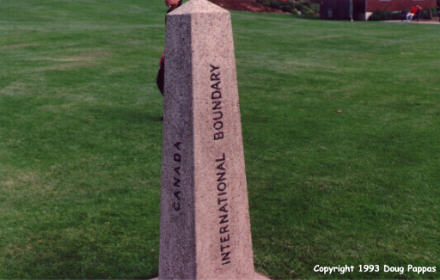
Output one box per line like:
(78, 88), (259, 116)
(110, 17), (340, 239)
(158, 0), (269, 279)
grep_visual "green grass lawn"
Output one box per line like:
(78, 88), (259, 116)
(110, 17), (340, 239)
(1, 0), (439, 279)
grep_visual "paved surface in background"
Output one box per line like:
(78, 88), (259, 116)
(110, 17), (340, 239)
(386, 18), (440, 24)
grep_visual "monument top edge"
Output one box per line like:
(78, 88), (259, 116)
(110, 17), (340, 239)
(168, 0), (229, 15)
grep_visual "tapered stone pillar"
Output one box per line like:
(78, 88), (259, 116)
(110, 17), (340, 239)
(159, 0), (267, 279)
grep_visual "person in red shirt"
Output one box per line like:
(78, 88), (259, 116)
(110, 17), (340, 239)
(406, 5), (422, 22)
(156, 0), (182, 97)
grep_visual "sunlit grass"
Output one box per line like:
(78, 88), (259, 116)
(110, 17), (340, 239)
(1, 0), (439, 278)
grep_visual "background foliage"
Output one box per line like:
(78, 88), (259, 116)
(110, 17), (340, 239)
(256, 0), (320, 18)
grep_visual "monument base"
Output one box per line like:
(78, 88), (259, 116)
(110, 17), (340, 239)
(150, 272), (270, 280)
(255, 272), (271, 279)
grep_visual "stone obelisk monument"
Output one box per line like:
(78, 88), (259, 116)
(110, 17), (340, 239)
(160, 0), (267, 279)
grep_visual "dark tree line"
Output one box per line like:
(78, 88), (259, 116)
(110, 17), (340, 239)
(257, 0), (322, 17)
